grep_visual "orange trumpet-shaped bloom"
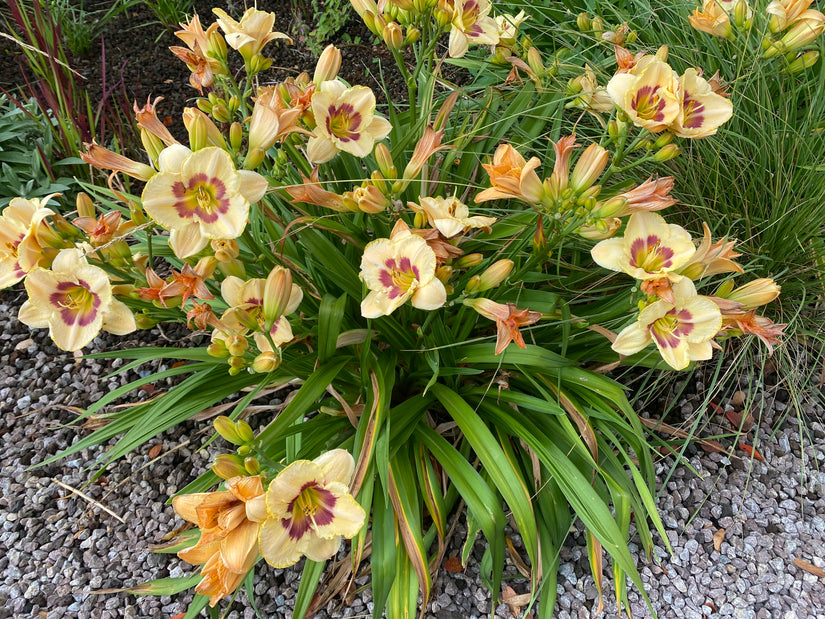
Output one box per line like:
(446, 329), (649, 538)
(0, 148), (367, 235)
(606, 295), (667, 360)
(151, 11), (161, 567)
(464, 298), (542, 354)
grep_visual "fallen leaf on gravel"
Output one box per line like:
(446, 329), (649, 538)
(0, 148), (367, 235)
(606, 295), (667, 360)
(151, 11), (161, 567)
(725, 410), (753, 432)
(501, 585), (532, 617)
(793, 558), (825, 578)
(713, 528), (726, 552)
(704, 601), (718, 613)
(148, 444), (162, 458)
(738, 443), (765, 461)
(443, 556), (463, 573)
(14, 338), (34, 350)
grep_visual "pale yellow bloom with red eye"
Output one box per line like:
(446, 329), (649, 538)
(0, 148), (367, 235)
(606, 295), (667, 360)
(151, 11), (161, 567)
(0, 195), (56, 289)
(172, 476), (266, 607)
(217, 274), (302, 351)
(448, 0), (500, 58)
(409, 196), (496, 238)
(591, 212), (695, 282)
(18, 248), (136, 351)
(258, 450), (366, 568)
(670, 69), (733, 139)
(212, 7), (292, 62)
(612, 278), (722, 370)
(360, 220), (447, 318)
(307, 80), (392, 163)
(475, 143), (545, 205)
(607, 57), (680, 133)
(142, 145), (268, 259)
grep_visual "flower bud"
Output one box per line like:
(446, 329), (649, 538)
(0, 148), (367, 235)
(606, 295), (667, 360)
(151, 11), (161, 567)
(786, 50), (820, 74)
(779, 15), (825, 53)
(218, 258), (247, 279)
(244, 456), (261, 475)
(228, 355), (247, 370)
(212, 239), (240, 261)
(227, 96), (240, 115)
(374, 143), (396, 180)
(464, 275), (482, 293)
(591, 195), (628, 218)
(454, 253), (483, 268)
(570, 144), (609, 193)
(212, 454), (247, 479)
(187, 112), (208, 151)
(243, 146), (267, 170)
(591, 16), (604, 33)
(383, 22), (404, 50)
(76, 192), (95, 218)
(226, 334), (249, 357)
(733, 0), (749, 28)
(196, 98), (213, 114)
(527, 47), (544, 77)
(405, 27), (421, 45)
(726, 278), (781, 309)
(478, 259), (514, 291)
(577, 12), (591, 32)
(314, 44), (342, 84)
(263, 266), (293, 329)
(655, 45), (669, 62)
(435, 265), (453, 283)
(214, 415), (245, 445)
(577, 217), (621, 240)
(211, 103), (231, 124)
(652, 144), (681, 162)
(235, 420), (255, 443)
(252, 351), (280, 373)
(653, 132), (674, 149)
(229, 122), (243, 152)
(135, 313), (159, 330)
(208, 339), (230, 357)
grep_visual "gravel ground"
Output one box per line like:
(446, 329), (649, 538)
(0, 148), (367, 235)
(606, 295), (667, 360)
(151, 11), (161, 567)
(2, 284), (825, 619)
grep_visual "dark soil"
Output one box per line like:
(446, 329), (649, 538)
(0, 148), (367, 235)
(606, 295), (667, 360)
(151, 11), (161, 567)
(0, 0), (408, 149)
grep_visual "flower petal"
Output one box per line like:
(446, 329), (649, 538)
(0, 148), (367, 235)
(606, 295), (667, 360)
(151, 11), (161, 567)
(220, 519), (259, 573)
(611, 322), (652, 356)
(411, 278), (447, 311)
(258, 517), (306, 568)
(303, 535), (342, 562)
(102, 299), (137, 336)
(313, 449), (355, 486)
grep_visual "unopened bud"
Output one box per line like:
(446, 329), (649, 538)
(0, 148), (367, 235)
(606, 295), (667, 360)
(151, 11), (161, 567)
(214, 415), (244, 445)
(591, 17), (604, 32)
(230, 122), (243, 152)
(314, 44), (342, 84)
(135, 313), (159, 330)
(263, 266), (293, 329)
(207, 339), (230, 357)
(527, 47), (544, 76)
(188, 113), (208, 151)
(226, 335), (249, 357)
(211, 103), (231, 123)
(733, 0), (749, 28)
(243, 456), (261, 475)
(464, 274), (482, 293)
(577, 12), (591, 32)
(655, 45), (669, 62)
(405, 27), (420, 45)
(454, 253), (483, 268)
(414, 211), (428, 228)
(786, 50), (820, 74)
(227, 95), (240, 115)
(652, 143), (681, 162)
(212, 239), (240, 261)
(478, 259), (514, 291)
(235, 420), (255, 443)
(196, 98), (213, 114)
(374, 143), (395, 179)
(228, 355), (247, 369)
(252, 351), (280, 373)
(435, 265), (453, 283)
(76, 192), (95, 218)
(212, 454), (247, 479)
(607, 120), (619, 140)
(653, 132), (674, 149)
(591, 195), (628, 218)
(243, 146), (266, 170)
(383, 22), (404, 50)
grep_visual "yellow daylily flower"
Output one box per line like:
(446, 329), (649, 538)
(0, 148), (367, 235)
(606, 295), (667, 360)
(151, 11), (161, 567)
(212, 7), (292, 63)
(612, 278), (722, 370)
(307, 80), (392, 163)
(448, 0), (500, 58)
(258, 450), (366, 568)
(766, 0), (815, 31)
(591, 212), (695, 282)
(606, 56), (681, 133)
(172, 476), (266, 607)
(671, 69), (734, 139)
(360, 220), (447, 318)
(18, 248), (136, 351)
(142, 145), (268, 259)
(409, 195), (496, 238)
(0, 195), (56, 289)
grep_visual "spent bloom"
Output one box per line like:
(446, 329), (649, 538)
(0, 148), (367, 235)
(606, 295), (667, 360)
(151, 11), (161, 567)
(173, 476), (266, 606)
(0, 195), (56, 289)
(409, 195), (496, 238)
(18, 248), (136, 351)
(142, 145), (268, 259)
(360, 220), (447, 318)
(464, 298), (541, 354)
(448, 0), (500, 58)
(678, 222), (743, 279)
(591, 212), (696, 282)
(258, 450), (366, 567)
(612, 278), (722, 370)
